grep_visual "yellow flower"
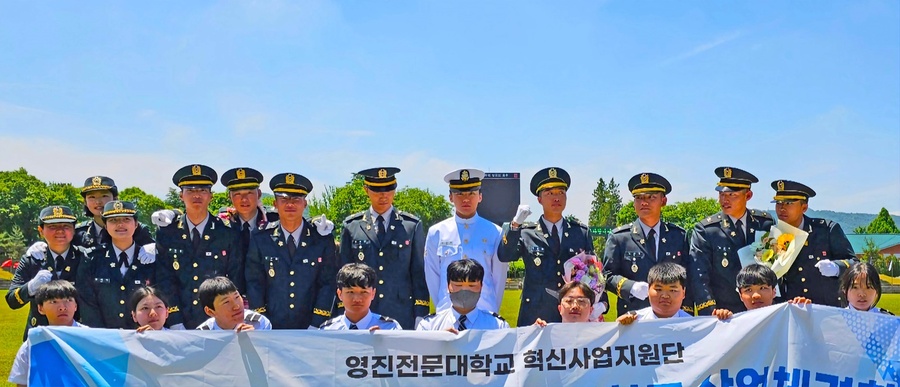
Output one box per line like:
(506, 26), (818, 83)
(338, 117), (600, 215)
(762, 250), (775, 263)
(776, 234), (795, 251)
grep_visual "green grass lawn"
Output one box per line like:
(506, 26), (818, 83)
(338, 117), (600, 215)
(0, 290), (897, 386)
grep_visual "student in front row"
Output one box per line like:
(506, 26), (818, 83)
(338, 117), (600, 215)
(196, 277), (272, 332)
(534, 282), (596, 326)
(320, 263), (402, 331)
(9, 280), (87, 387)
(617, 262), (691, 325)
(841, 262), (894, 315)
(417, 259), (509, 333)
(711, 264), (811, 320)
(130, 286), (170, 332)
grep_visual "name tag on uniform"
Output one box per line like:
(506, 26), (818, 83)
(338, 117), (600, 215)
(205, 252), (212, 256)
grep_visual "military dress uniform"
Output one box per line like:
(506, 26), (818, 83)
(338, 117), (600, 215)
(219, 167), (279, 255)
(75, 175), (155, 250)
(689, 167), (773, 315)
(5, 206), (87, 340)
(425, 169), (506, 313)
(246, 172), (337, 329)
(498, 167), (594, 327)
(155, 164), (244, 329)
(77, 201), (156, 329)
(320, 311), (402, 330)
(604, 221), (688, 315)
(339, 167), (429, 330)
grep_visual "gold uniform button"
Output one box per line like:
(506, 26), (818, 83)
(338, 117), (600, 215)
(798, 267), (803, 272)
(557, 272), (561, 276)
(193, 263), (198, 268)
(379, 252), (384, 257)
(558, 283), (562, 288)
(803, 289), (808, 293)
(379, 266), (384, 271)
(119, 300), (125, 305)
(290, 271), (295, 275)
(557, 260), (560, 264)
(193, 289), (198, 293)
(290, 282), (295, 287)
(193, 276), (198, 281)
(193, 300), (198, 305)
(290, 293), (295, 298)
(289, 304), (294, 309)
(525, 298), (530, 302)
(120, 286), (126, 291)
(379, 280), (384, 285)
(801, 278), (806, 282)
(379, 294), (384, 299)
(119, 313), (124, 318)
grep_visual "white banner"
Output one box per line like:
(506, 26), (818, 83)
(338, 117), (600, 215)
(28, 304), (899, 386)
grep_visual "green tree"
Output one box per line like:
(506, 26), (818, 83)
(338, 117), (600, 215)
(0, 226), (27, 261)
(209, 191), (231, 214)
(615, 197), (719, 235)
(588, 177), (623, 253)
(0, 168), (88, 243)
(863, 208), (900, 234)
(860, 237), (888, 273)
(394, 187), (451, 231)
(307, 177), (370, 237)
(564, 214), (582, 224)
(119, 187), (167, 227)
(164, 188), (182, 209)
(853, 225), (868, 234)
(616, 201), (637, 227)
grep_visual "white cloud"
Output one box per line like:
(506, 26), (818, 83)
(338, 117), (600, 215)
(660, 30), (746, 67)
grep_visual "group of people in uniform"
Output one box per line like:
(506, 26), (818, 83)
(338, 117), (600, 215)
(6, 163), (868, 337)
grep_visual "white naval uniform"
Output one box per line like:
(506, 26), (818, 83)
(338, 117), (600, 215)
(424, 213), (507, 312)
(319, 311), (402, 330)
(196, 309), (272, 330)
(416, 307), (509, 331)
(633, 306), (692, 321)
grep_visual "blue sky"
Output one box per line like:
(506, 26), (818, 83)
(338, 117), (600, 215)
(1, 1), (898, 221)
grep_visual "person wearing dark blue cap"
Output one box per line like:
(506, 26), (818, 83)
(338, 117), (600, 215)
(688, 167), (773, 315)
(245, 172), (338, 329)
(498, 167), (595, 326)
(772, 180), (856, 307)
(154, 164), (243, 329)
(338, 167), (428, 329)
(6, 205), (90, 340)
(603, 172), (690, 316)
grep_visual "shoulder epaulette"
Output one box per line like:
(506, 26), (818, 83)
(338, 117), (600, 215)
(344, 211), (365, 223)
(76, 220), (92, 229)
(699, 213), (724, 227)
(198, 323), (212, 330)
(748, 209), (772, 220)
(423, 313), (437, 319)
(881, 309), (895, 316)
(397, 211), (420, 222)
(521, 222), (539, 229)
(379, 315), (397, 323)
(491, 312), (506, 321)
(319, 316), (340, 328)
(664, 222), (686, 233)
(263, 221), (280, 231)
(245, 311), (262, 323)
(612, 224), (632, 234)
(566, 218), (588, 229)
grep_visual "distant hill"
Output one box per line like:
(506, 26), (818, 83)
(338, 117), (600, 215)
(759, 209), (900, 232)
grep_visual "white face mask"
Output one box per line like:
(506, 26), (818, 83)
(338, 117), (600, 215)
(449, 289), (480, 311)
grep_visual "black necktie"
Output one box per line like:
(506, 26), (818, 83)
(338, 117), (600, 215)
(377, 216), (386, 244)
(549, 224), (560, 256)
(287, 234), (297, 257)
(735, 219), (746, 246)
(118, 251), (129, 270)
(192, 228), (202, 253)
(54, 255), (65, 274)
(241, 222), (251, 253)
(349, 324), (358, 330)
(457, 315), (468, 331)
(647, 229), (657, 261)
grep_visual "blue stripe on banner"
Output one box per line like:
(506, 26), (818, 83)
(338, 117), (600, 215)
(30, 327), (131, 387)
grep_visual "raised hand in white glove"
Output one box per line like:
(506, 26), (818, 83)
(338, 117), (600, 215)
(815, 260), (839, 277)
(630, 281), (650, 300)
(151, 210), (176, 227)
(27, 270), (54, 295)
(138, 243), (157, 264)
(26, 241), (48, 261)
(169, 323), (186, 331)
(512, 204), (532, 225)
(589, 301), (607, 321)
(312, 215), (334, 236)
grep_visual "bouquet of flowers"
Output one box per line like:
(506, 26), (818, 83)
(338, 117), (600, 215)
(737, 220), (809, 278)
(561, 252), (607, 320)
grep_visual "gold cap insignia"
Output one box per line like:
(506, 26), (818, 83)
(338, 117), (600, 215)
(114, 201), (124, 211)
(548, 168), (557, 179)
(191, 165), (201, 176)
(378, 169), (387, 178)
(236, 168), (246, 179)
(53, 207), (63, 217)
(461, 169), (469, 182)
(92, 176), (102, 185)
(777, 180), (785, 191)
(724, 168), (732, 178)
(286, 174), (295, 185)
(640, 174), (650, 184)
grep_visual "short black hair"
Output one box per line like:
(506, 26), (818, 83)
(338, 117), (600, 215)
(198, 276), (239, 310)
(337, 263), (377, 289)
(558, 282), (595, 304)
(128, 286), (169, 313)
(447, 259), (484, 283)
(839, 262), (882, 307)
(647, 262), (686, 287)
(35, 280), (78, 305)
(735, 264), (777, 289)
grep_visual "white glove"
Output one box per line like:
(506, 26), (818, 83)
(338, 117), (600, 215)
(815, 260), (839, 277)
(589, 301), (607, 321)
(512, 204), (532, 225)
(630, 281), (650, 300)
(170, 323), (186, 331)
(138, 243), (157, 264)
(312, 215), (334, 236)
(26, 242), (48, 261)
(151, 210), (176, 227)
(27, 270), (54, 295)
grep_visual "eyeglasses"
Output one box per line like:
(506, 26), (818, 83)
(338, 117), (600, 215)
(561, 297), (591, 307)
